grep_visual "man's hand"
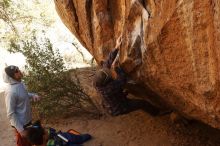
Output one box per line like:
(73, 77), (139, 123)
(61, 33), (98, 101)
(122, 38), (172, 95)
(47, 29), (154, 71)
(115, 36), (122, 49)
(32, 95), (41, 102)
(112, 54), (119, 70)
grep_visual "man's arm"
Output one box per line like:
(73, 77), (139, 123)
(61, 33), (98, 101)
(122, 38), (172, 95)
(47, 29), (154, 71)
(105, 67), (127, 89)
(102, 49), (119, 68)
(5, 92), (24, 133)
(115, 67), (126, 83)
(28, 92), (36, 98)
(100, 36), (122, 68)
(28, 93), (41, 102)
(22, 83), (41, 101)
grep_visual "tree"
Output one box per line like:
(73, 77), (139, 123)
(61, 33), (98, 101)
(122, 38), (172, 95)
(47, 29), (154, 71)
(9, 34), (98, 118)
(0, 0), (55, 48)
(0, 0), (17, 33)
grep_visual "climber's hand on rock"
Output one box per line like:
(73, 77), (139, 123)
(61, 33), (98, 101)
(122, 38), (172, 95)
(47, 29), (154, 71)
(112, 55), (120, 69)
(115, 36), (122, 49)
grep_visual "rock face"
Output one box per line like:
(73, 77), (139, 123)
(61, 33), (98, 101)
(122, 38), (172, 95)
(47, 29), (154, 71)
(54, 0), (220, 128)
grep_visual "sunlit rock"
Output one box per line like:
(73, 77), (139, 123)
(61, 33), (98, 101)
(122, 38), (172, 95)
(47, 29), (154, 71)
(54, 0), (220, 129)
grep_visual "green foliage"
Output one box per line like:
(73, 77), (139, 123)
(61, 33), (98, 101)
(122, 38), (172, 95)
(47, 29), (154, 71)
(0, 0), (11, 8)
(0, 0), (17, 35)
(9, 35), (98, 118)
(0, 0), (56, 48)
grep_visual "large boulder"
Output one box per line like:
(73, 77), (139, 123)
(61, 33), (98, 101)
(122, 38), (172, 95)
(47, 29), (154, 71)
(54, 0), (220, 128)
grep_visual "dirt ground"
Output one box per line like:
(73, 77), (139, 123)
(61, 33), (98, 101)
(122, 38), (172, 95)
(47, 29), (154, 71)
(0, 92), (15, 145)
(1, 67), (220, 146)
(45, 110), (220, 146)
(2, 93), (220, 146)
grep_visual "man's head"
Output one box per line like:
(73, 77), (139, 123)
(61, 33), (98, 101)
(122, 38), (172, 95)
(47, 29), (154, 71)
(26, 121), (45, 145)
(94, 68), (112, 87)
(4, 65), (23, 81)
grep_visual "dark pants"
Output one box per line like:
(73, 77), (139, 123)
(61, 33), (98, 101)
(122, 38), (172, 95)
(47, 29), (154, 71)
(126, 99), (160, 116)
(110, 98), (160, 116)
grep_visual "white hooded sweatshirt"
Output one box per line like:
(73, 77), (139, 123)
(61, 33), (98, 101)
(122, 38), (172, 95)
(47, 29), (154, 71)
(3, 70), (34, 133)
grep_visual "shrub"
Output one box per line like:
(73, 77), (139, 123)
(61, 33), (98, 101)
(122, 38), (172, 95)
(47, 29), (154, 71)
(9, 34), (98, 118)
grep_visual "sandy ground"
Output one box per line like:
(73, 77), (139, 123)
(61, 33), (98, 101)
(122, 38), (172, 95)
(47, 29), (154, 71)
(1, 91), (220, 146)
(0, 91), (15, 145)
(1, 67), (220, 146)
(45, 111), (220, 146)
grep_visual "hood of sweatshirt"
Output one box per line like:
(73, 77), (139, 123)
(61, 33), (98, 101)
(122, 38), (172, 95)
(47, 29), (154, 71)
(2, 70), (19, 85)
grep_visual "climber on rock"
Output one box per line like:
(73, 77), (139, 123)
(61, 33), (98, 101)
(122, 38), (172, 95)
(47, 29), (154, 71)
(93, 37), (160, 116)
